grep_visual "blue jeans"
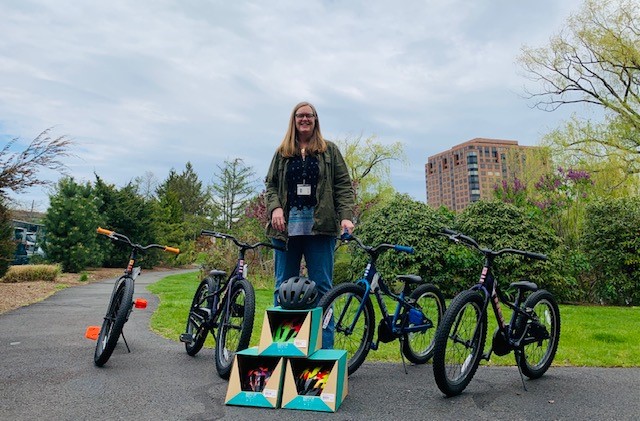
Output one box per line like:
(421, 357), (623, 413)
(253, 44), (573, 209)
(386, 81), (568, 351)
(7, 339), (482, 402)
(272, 235), (336, 348)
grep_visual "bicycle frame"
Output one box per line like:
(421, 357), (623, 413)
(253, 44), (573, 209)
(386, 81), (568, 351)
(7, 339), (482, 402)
(196, 230), (285, 328)
(337, 236), (433, 345)
(444, 229), (549, 356)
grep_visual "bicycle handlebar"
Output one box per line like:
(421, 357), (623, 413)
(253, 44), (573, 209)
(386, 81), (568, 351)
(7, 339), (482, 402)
(200, 230), (286, 252)
(339, 232), (415, 255)
(441, 228), (547, 261)
(96, 227), (181, 254)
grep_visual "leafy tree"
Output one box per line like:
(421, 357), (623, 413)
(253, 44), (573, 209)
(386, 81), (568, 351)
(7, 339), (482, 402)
(94, 175), (157, 268)
(582, 197), (640, 305)
(454, 200), (569, 299)
(336, 135), (405, 217)
(0, 198), (15, 277)
(542, 117), (640, 195)
(156, 162), (210, 217)
(519, 0), (640, 175)
(348, 193), (454, 294)
(43, 177), (105, 272)
(211, 158), (257, 230)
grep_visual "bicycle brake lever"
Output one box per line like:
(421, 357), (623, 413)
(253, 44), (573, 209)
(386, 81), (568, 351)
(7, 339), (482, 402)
(340, 231), (353, 241)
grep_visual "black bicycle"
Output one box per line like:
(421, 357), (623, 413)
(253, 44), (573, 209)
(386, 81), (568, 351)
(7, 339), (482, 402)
(432, 228), (561, 396)
(180, 230), (285, 379)
(91, 227), (180, 367)
(319, 232), (446, 376)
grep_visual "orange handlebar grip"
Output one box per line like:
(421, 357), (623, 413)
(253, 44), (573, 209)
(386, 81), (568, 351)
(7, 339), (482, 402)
(165, 246), (180, 254)
(97, 227), (114, 236)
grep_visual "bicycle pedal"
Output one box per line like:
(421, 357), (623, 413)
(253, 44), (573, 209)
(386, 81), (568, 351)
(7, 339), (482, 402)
(134, 298), (147, 309)
(179, 333), (194, 343)
(85, 326), (100, 341)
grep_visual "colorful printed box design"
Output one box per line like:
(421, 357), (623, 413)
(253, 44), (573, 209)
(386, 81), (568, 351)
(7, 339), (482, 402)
(258, 307), (322, 357)
(225, 347), (285, 409)
(280, 349), (348, 412)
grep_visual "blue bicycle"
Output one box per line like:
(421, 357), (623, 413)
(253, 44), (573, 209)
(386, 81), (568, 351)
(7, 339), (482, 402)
(319, 233), (446, 375)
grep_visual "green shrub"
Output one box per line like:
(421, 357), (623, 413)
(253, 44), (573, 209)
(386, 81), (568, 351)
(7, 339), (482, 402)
(1, 264), (61, 283)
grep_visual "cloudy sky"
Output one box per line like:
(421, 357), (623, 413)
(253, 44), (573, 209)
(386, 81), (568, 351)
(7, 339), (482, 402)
(2, 0), (587, 212)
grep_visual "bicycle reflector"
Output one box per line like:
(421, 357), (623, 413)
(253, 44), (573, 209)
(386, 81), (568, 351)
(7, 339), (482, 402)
(134, 298), (147, 309)
(85, 326), (100, 340)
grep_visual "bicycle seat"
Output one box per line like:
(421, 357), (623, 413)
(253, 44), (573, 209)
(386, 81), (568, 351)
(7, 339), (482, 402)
(209, 270), (227, 277)
(396, 275), (422, 284)
(510, 280), (538, 292)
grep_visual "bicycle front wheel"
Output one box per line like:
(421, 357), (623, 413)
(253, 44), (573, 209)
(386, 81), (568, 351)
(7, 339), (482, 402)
(402, 283), (446, 364)
(432, 290), (487, 396)
(94, 277), (134, 367)
(184, 276), (217, 356)
(318, 282), (375, 376)
(215, 278), (255, 379)
(515, 289), (561, 379)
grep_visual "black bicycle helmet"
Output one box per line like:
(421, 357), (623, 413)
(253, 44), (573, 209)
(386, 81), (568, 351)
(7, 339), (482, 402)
(277, 276), (318, 310)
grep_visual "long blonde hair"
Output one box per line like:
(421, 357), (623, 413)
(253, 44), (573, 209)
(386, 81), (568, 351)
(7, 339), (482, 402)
(277, 101), (327, 158)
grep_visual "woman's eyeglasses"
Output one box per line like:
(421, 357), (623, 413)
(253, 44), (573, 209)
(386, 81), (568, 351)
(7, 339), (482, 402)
(295, 113), (316, 120)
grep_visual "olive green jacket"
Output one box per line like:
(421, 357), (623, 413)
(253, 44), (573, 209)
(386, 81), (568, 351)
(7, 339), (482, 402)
(265, 141), (355, 242)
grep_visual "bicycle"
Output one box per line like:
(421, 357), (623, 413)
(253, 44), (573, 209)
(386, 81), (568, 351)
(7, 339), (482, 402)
(432, 228), (561, 396)
(179, 230), (285, 379)
(90, 227), (180, 367)
(319, 232), (446, 376)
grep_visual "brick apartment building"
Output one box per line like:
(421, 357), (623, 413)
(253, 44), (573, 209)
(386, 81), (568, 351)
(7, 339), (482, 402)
(425, 138), (533, 211)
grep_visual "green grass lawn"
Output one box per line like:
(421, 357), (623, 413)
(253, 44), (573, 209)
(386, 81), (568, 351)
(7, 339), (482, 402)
(147, 272), (640, 367)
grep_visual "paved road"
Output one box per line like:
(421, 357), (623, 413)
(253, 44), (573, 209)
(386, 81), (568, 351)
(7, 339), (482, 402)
(1, 270), (638, 420)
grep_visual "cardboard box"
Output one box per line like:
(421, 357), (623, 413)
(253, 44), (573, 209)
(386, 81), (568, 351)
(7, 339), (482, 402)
(280, 349), (348, 412)
(225, 347), (285, 409)
(258, 307), (322, 357)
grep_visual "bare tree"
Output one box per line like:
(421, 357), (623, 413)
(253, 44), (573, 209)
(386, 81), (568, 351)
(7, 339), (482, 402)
(519, 0), (640, 176)
(0, 128), (73, 198)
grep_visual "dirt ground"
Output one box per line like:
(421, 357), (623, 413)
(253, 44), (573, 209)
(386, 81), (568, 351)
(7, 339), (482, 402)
(0, 267), (175, 315)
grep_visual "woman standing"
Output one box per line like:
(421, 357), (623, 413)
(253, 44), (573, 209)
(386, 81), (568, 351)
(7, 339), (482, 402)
(265, 101), (355, 348)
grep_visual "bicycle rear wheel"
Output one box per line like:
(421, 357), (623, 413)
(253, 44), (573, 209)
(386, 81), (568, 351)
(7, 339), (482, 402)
(432, 290), (487, 396)
(94, 277), (134, 367)
(402, 283), (446, 364)
(215, 278), (255, 379)
(318, 282), (375, 376)
(184, 276), (217, 356)
(515, 289), (561, 379)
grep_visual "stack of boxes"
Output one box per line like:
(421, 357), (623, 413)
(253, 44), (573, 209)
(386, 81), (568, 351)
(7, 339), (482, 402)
(225, 306), (348, 412)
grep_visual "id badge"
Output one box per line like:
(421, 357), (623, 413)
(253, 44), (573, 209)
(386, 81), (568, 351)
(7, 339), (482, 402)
(297, 184), (311, 196)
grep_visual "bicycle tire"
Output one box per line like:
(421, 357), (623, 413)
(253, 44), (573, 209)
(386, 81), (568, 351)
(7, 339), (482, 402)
(215, 278), (255, 379)
(318, 282), (375, 376)
(515, 289), (561, 379)
(184, 276), (217, 356)
(432, 290), (487, 396)
(402, 283), (446, 364)
(94, 277), (134, 367)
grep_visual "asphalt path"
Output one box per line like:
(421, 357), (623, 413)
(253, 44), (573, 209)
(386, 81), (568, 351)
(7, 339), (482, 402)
(1, 269), (638, 420)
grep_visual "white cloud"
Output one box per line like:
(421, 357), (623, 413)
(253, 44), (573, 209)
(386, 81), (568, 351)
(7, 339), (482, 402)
(1, 0), (586, 211)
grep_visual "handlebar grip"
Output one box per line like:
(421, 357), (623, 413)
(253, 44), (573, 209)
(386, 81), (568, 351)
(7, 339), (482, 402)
(164, 246), (180, 254)
(394, 245), (414, 254)
(97, 227), (114, 236)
